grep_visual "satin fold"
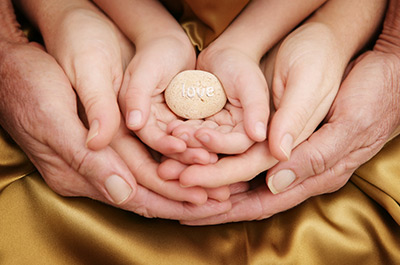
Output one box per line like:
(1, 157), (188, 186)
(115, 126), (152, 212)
(1, 1), (400, 263)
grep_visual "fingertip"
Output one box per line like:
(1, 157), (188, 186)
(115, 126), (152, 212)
(268, 132), (293, 161)
(104, 174), (135, 205)
(253, 121), (267, 142)
(126, 109), (143, 130)
(158, 159), (186, 180)
(188, 189), (209, 205)
(86, 116), (120, 150)
(206, 186), (231, 202)
(243, 107), (269, 143)
(266, 169), (296, 195)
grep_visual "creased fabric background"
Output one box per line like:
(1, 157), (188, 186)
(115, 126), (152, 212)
(1, 1), (400, 263)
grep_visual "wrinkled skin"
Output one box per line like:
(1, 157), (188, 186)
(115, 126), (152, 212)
(182, 49), (400, 225)
(0, 42), (236, 220)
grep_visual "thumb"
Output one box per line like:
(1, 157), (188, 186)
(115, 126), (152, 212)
(120, 58), (170, 131)
(268, 66), (339, 161)
(266, 114), (356, 194)
(57, 115), (137, 205)
(73, 62), (122, 151)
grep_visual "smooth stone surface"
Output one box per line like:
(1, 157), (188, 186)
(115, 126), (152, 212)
(165, 70), (227, 119)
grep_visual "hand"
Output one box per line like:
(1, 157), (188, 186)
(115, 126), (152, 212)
(266, 22), (348, 161)
(0, 42), (235, 220)
(43, 3), (135, 150)
(0, 42), (136, 205)
(119, 34), (196, 156)
(196, 45), (269, 144)
(167, 102), (255, 155)
(181, 49), (400, 225)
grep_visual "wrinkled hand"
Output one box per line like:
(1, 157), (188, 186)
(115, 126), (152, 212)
(182, 49), (400, 225)
(0, 42), (237, 220)
(44, 5), (135, 150)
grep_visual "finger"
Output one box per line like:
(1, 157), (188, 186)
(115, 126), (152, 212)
(122, 59), (171, 131)
(234, 71), (270, 142)
(125, 186), (232, 221)
(180, 142), (278, 188)
(206, 186), (231, 202)
(158, 159), (187, 180)
(166, 148), (218, 165)
(111, 125), (209, 205)
(182, 170), (351, 225)
(195, 126), (254, 154)
(268, 66), (339, 161)
(73, 60), (122, 150)
(229, 182), (251, 195)
(44, 107), (137, 206)
(170, 120), (204, 148)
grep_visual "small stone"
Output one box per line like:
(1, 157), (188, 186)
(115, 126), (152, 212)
(165, 70), (227, 119)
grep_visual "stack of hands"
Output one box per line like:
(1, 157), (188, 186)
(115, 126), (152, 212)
(1, 0), (399, 225)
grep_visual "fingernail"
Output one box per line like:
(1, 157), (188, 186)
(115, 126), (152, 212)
(280, 133), (293, 160)
(180, 182), (194, 188)
(178, 133), (189, 142)
(209, 153), (219, 163)
(86, 119), (99, 146)
(255, 122), (267, 141)
(105, 175), (132, 204)
(128, 110), (142, 128)
(268, 169), (296, 194)
(197, 133), (210, 143)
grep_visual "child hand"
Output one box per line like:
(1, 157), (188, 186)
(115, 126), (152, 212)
(118, 35), (197, 156)
(195, 45), (270, 144)
(168, 102), (255, 155)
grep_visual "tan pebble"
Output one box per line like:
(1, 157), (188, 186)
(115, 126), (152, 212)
(165, 70), (227, 119)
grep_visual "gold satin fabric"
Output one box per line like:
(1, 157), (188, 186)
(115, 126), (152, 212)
(2, 1), (400, 264)
(1, 126), (400, 264)
(161, 0), (250, 51)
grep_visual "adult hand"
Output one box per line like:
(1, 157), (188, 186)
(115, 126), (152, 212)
(182, 49), (400, 225)
(0, 42), (235, 220)
(162, 22), (348, 189)
(267, 22), (346, 161)
(39, 2), (135, 150)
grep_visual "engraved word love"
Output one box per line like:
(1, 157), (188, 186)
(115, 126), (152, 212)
(181, 83), (215, 98)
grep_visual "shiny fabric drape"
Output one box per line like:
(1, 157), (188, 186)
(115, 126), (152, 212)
(2, 127), (400, 264)
(1, 0), (400, 264)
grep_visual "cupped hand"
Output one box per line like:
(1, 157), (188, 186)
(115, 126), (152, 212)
(42, 3), (135, 150)
(196, 46), (269, 144)
(119, 34), (196, 156)
(266, 22), (348, 161)
(0, 42), (136, 206)
(168, 102), (255, 155)
(181, 49), (400, 225)
(0, 42), (235, 220)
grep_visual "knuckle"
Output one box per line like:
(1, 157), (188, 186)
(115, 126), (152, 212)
(306, 143), (328, 177)
(69, 149), (95, 177)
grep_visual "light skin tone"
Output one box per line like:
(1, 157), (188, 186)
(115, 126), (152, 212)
(181, 0), (400, 225)
(1, 0), (243, 220)
(94, 0), (328, 159)
(159, 0), (386, 188)
(5, 0), (399, 225)
(183, 45), (400, 225)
